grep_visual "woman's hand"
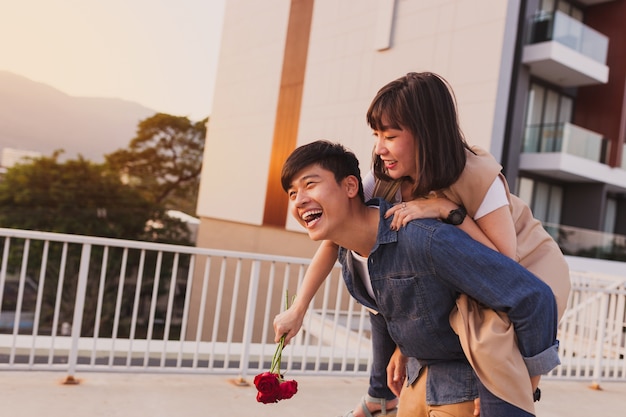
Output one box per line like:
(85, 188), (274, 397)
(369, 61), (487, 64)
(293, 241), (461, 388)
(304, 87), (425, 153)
(385, 196), (458, 231)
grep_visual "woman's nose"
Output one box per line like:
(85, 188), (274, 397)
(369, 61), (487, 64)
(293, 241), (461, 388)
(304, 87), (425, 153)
(374, 137), (386, 155)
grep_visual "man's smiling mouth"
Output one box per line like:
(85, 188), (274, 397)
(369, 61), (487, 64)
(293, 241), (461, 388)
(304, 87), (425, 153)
(301, 209), (322, 227)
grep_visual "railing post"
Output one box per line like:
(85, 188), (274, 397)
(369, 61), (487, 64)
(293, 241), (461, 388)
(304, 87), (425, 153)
(590, 290), (609, 390)
(64, 243), (91, 384)
(238, 260), (261, 385)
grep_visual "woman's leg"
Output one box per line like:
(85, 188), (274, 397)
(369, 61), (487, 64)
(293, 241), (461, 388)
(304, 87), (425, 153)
(475, 376), (534, 417)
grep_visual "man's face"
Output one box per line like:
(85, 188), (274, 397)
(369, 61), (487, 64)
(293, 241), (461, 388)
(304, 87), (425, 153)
(286, 164), (352, 241)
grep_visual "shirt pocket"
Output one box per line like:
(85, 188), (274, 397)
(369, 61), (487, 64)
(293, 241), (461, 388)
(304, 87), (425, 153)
(372, 273), (460, 359)
(372, 274), (422, 321)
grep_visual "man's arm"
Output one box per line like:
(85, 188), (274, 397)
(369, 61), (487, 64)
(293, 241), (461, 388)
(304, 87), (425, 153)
(431, 224), (559, 375)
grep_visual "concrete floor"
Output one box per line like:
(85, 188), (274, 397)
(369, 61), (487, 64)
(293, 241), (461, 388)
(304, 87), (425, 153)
(1, 371), (624, 417)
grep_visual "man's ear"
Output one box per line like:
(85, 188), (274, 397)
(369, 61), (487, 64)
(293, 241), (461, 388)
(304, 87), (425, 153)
(344, 175), (360, 198)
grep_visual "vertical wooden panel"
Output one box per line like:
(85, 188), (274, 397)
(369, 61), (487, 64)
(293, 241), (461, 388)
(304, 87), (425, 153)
(263, 0), (314, 227)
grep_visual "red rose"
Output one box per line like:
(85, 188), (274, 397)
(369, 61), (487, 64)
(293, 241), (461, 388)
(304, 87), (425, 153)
(254, 372), (281, 404)
(255, 291), (299, 405)
(256, 390), (280, 404)
(278, 379), (298, 399)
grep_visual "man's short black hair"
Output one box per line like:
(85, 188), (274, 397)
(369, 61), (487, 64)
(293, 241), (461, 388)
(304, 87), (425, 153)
(281, 140), (365, 202)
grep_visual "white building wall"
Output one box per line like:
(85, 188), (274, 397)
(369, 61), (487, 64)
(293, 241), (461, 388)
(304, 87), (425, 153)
(198, 0), (519, 233)
(196, 0), (291, 224)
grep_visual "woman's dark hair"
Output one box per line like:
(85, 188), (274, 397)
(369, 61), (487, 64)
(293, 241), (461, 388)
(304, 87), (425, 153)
(281, 140), (365, 202)
(366, 72), (472, 198)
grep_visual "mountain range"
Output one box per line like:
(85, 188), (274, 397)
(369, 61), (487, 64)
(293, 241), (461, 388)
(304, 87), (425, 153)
(0, 71), (156, 163)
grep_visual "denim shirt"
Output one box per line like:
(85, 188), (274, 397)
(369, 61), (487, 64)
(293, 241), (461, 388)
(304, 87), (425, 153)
(338, 198), (560, 405)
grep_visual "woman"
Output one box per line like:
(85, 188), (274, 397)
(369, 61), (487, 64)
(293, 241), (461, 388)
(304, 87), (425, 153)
(274, 72), (570, 417)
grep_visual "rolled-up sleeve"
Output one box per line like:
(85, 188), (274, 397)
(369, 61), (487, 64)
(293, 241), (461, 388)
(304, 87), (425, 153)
(524, 340), (560, 376)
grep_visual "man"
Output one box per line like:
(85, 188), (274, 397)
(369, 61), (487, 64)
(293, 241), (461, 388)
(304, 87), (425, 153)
(280, 140), (559, 417)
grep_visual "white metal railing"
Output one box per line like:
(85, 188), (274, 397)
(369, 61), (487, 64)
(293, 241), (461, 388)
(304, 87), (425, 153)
(0, 228), (625, 386)
(0, 227), (366, 381)
(549, 271), (626, 385)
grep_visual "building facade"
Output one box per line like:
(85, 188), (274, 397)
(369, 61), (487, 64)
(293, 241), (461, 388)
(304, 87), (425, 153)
(196, 0), (626, 260)
(505, 0), (626, 257)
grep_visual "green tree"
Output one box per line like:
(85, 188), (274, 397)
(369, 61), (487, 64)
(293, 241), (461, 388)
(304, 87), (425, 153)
(0, 153), (154, 238)
(0, 154), (193, 337)
(105, 113), (207, 215)
(0, 115), (204, 336)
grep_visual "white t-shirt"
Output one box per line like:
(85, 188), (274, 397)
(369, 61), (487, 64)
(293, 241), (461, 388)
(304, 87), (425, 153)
(351, 251), (375, 299)
(474, 176), (508, 220)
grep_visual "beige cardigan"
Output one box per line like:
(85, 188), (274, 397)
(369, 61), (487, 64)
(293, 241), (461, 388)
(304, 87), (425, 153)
(443, 146), (571, 414)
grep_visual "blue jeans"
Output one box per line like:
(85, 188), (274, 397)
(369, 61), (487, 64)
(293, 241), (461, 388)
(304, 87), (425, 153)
(368, 312), (396, 400)
(476, 373), (534, 417)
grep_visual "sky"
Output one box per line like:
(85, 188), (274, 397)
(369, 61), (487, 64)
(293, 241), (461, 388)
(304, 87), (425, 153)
(0, 0), (226, 121)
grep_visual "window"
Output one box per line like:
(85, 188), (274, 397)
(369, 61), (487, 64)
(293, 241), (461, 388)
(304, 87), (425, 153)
(523, 82), (574, 153)
(540, 0), (582, 20)
(604, 197), (617, 234)
(516, 176), (563, 225)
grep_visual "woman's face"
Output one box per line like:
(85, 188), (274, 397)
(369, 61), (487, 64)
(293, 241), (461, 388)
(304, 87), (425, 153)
(373, 117), (417, 180)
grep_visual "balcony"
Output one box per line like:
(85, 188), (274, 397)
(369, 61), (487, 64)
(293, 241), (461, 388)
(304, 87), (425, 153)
(520, 122), (626, 192)
(523, 122), (608, 162)
(545, 222), (626, 262)
(522, 11), (609, 87)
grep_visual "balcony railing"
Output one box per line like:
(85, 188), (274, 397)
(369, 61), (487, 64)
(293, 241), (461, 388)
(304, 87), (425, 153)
(545, 223), (626, 262)
(0, 227), (625, 387)
(523, 122), (609, 163)
(528, 10), (608, 64)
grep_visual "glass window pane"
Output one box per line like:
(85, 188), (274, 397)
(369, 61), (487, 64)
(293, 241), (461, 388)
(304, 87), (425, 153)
(527, 83), (545, 125)
(542, 91), (560, 152)
(517, 177), (534, 207)
(524, 84), (545, 152)
(544, 90), (559, 124)
(547, 185), (562, 224)
(558, 96), (573, 123)
(532, 182), (550, 222)
(604, 198), (617, 233)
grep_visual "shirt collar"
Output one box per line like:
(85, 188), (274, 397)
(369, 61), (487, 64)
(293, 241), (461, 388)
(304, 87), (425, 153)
(366, 197), (398, 247)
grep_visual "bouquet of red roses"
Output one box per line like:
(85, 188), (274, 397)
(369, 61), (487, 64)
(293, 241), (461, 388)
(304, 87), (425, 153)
(254, 293), (298, 404)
